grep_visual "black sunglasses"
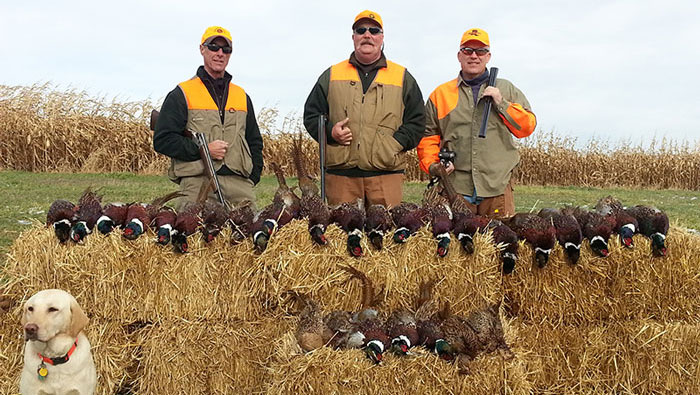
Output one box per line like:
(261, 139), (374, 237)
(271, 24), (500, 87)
(354, 26), (383, 35)
(460, 47), (490, 56)
(204, 43), (232, 54)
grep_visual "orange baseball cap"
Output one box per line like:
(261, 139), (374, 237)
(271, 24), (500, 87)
(201, 26), (232, 46)
(460, 28), (490, 47)
(353, 10), (383, 29)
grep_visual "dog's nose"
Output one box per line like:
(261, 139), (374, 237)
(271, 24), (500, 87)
(24, 323), (38, 338)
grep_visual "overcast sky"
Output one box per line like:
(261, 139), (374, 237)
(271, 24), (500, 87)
(2, 0), (699, 146)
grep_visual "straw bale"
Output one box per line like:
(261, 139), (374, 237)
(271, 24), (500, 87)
(3, 226), (265, 322)
(513, 319), (700, 393)
(261, 220), (503, 316)
(135, 316), (296, 395)
(0, 314), (137, 395)
(503, 226), (700, 325)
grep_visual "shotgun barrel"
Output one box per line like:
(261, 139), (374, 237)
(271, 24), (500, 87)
(478, 67), (499, 138)
(318, 114), (327, 202)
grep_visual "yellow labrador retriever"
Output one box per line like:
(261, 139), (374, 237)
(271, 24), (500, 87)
(20, 289), (96, 395)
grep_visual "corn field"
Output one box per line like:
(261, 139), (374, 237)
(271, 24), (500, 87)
(1, 83), (699, 190)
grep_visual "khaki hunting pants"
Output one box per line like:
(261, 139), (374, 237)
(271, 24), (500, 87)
(176, 174), (255, 211)
(326, 173), (403, 208)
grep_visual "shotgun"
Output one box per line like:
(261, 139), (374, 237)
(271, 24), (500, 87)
(318, 114), (327, 202)
(478, 67), (499, 138)
(149, 110), (227, 207)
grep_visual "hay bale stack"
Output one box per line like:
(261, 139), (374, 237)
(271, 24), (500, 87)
(2, 226), (265, 321)
(514, 319), (700, 393)
(503, 227), (700, 325)
(0, 314), (137, 395)
(262, 220), (503, 315)
(135, 316), (296, 395)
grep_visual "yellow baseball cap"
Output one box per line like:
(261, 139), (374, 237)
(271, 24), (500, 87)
(353, 10), (383, 29)
(201, 26), (232, 46)
(460, 28), (490, 47)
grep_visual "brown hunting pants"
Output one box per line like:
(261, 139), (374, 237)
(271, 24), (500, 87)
(325, 173), (403, 208)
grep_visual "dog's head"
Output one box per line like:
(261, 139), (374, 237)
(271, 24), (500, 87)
(21, 289), (89, 342)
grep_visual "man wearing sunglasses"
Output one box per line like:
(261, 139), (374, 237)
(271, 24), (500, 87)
(303, 10), (425, 207)
(417, 28), (536, 218)
(154, 26), (263, 210)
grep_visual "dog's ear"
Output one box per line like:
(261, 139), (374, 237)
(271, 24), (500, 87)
(68, 297), (89, 337)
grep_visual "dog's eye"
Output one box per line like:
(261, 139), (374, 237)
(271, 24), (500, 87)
(27, 306), (33, 312)
(48, 307), (58, 313)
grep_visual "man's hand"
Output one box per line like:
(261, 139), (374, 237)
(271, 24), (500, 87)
(429, 161), (455, 177)
(331, 117), (352, 146)
(482, 86), (503, 106)
(208, 140), (229, 160)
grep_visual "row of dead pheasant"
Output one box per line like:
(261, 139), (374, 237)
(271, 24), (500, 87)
(288, 264), (512, 373)
(46, 137), (669, 271)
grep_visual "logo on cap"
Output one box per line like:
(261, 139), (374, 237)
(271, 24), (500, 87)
(216, 28), (223, 33)
(469, 29), (479, 36)
(369, 14), (375, 19)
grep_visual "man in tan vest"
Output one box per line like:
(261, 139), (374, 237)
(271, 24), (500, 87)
(303, 10), (425, 207)
(417, 28), (536, 218)
(154, 26), (263, 210)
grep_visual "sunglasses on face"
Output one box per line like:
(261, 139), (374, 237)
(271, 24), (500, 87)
(354, 26), (383, 35)
(460, 47), (490, 56)
(204, 43), (232, 54)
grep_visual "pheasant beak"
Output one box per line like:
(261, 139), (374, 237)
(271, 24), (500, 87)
(207, 234), (214, 243)
(623, 237), (633, 248)
(437, 246), (447, 257)
(400, 344), (408, 353)
(351, 246), (363, 257)
(600, 249), (609, 257)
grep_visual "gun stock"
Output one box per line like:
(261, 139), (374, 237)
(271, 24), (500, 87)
(150, 109), (159, 131)
(191, 131), (228, 207)
(318, 114), (327, 202)
(478, 67), (499, 138)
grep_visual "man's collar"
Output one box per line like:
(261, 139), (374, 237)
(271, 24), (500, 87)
(349, 51), (387, 70)
(457, 69), (490, 86)
(197, 66), (232, 83)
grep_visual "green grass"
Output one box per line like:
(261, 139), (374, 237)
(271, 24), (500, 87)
(2, 170), (699, 260)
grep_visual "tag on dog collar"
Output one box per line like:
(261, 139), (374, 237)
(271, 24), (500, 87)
(37, 362), (48, 380)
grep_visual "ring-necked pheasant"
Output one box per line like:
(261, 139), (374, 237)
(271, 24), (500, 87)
(365, 204), (393, 250)
(284, 291), (334, 352)
(291, 132), (331, 246)
(505, 213), (556, 268)
(200, 200), (231, 243)
(251, 162), (301, 252)
(228, 200), (255, 245)
(423, 184), (454, 258)
(595, 196), (639, 249)
(626, 205), (670, 256)
(46, 199), (77, 243)
(385, 281), (433, 356)
(390, 202), (428, 244)
(488, 220), (520, 274)
(96, 202), (130, 235)
(538, 208), (583, 265)
(331, 200), (366, 257)
(69, 188), (103, 243)
(151, 207), (177, 245)
(123, 191), (182, 241)
(339, 265), (388, 364)
(568, 206), (615, 258)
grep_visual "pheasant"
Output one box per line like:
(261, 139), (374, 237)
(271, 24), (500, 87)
(626, 205), (670, 256)
(505, 213), (556, 268)
(331, 200), (366, 257)
(538, 208), (583, 265)
(385, 281), (433, 356)
(123, 191), (182, 241)
(252, 162), (300, 252)
(569, 206), (615, 257)
(488, 220), (520, 274)
(228, 200), (255, 245)
(339, 265), (388, 364)
(364, 204), (393, 250)
(291, 132), (331, 245)
(46, 199), (77, 243)
(423, 184), (454, 257)
(390, 202), (428, 244)
(96, 202), (130, 235)
(69, 188), (103, 243)
(172, 201), (203, 253)
(595, 196), (639, 249)
(200, 200), (231, 243)
(285, 291), (334, 352)
(151, 208), (177, 245)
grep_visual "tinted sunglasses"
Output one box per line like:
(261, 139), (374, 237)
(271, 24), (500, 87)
(460, 47), (490, 56)
(354, 26), (383, 35)
(204, 43), (233, 54)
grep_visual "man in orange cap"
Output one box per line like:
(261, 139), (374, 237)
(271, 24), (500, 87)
(303, 10), (425, 207)
(417, 28), (536, 218)
(154, 26), (263, 210)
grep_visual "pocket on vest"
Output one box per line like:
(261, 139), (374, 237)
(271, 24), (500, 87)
(325, 144), (351, 168)
(370, 127), (404, 171)
(227, 134), (253, 177)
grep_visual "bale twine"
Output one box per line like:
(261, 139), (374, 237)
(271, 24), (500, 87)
(503, 227), (700, 325)
(260, 220), (503, 316)
(0, 314), (137, 395)
(513, 319), (700, 393)
(2, 226), (265, 322)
